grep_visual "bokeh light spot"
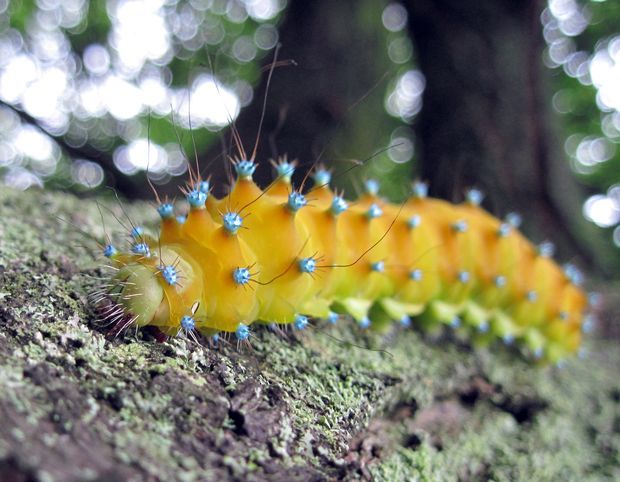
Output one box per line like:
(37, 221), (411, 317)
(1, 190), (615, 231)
(382, 3), (408, 32)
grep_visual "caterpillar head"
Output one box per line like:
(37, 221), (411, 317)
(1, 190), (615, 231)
(106, 245), (202, 333)
(111, 263), (165, 327)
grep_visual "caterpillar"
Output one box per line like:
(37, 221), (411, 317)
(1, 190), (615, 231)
(97, 152), (590, 365)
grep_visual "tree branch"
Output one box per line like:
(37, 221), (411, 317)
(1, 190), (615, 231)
(0, 99), (139, 197)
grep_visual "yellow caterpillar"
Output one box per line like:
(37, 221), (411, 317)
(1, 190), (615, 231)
(101, 158), (588, 364)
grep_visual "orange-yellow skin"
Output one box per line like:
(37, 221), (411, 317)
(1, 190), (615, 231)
(108, 170), (587, 363)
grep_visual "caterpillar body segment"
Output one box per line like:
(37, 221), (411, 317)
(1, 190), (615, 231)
(103, 159), (588, 364)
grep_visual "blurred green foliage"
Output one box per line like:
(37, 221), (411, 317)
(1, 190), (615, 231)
(546, 0), (620, 243)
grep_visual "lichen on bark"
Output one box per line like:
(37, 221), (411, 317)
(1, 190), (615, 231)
(0, 188), (619, 481)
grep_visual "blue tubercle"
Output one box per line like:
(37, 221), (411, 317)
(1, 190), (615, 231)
(450, 316), (461, 328)
(559, 311), (568, 321)
(222, 212), (243, 234)
(451, 220), (468, 233)
(505, 212), (522, 228)
(412, 181), (428, 198)
(103, 244), (117, 258)
(313, 169), (331, 186)
(409, 269), (423, 281)
(400, 315), (411, 327)
(330, 196), (348, 215)
(131, 242), (150, 257)
(466, 189), (484, 205)
(197, 180), (210, 194)
(533, 347), (544, 359)
(187, 189), (207, 208)
(581, 315), (594, 334)
(327, 311), (339, 324)
(131, 226), (144, 239)
(563, 263), (583, 286)
(276, 161), (295, 179)
(176, 215), (187, 224)
(235, 160), (257, 178)
(457, 271), (470, 283)
(365, 179), (380, 195)
(181, 315), (195, 332)
(538, 241), (555, 258)
(371, 261), (385, 273)
(359, 317), (371, 329)
(294, 314), (308, 330)
(236, 323), (250, 341)
(497, 223), (511, 238)
(233, 267), (251, 285)
(494, 275), (507, 288)
(367, 203), (383, 219)
(588, 292), (601, 307)
(160, 265), (178, 286)
(288, 191), (307, 212)
(157, 203), (174, 219)
(526, 290), (538, 303)
(299, 257), (316, 274)
(407, 214), (421, 229)
(478, 320), (489, 333)
(503, 333), (515, 345)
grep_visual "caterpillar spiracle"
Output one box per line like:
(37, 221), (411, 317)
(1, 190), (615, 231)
(99, 157), (589, 364)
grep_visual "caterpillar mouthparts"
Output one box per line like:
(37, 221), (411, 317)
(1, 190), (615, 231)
(99, 158), (590, 364)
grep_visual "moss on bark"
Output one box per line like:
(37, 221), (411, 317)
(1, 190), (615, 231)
(0, 188), (618, 481)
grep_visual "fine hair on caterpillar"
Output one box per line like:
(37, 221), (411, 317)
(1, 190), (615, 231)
(90, 52), (593, 366)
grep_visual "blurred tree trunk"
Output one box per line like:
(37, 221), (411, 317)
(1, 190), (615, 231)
(206, 0), (391, 195)
(403, 0), (613, 275)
